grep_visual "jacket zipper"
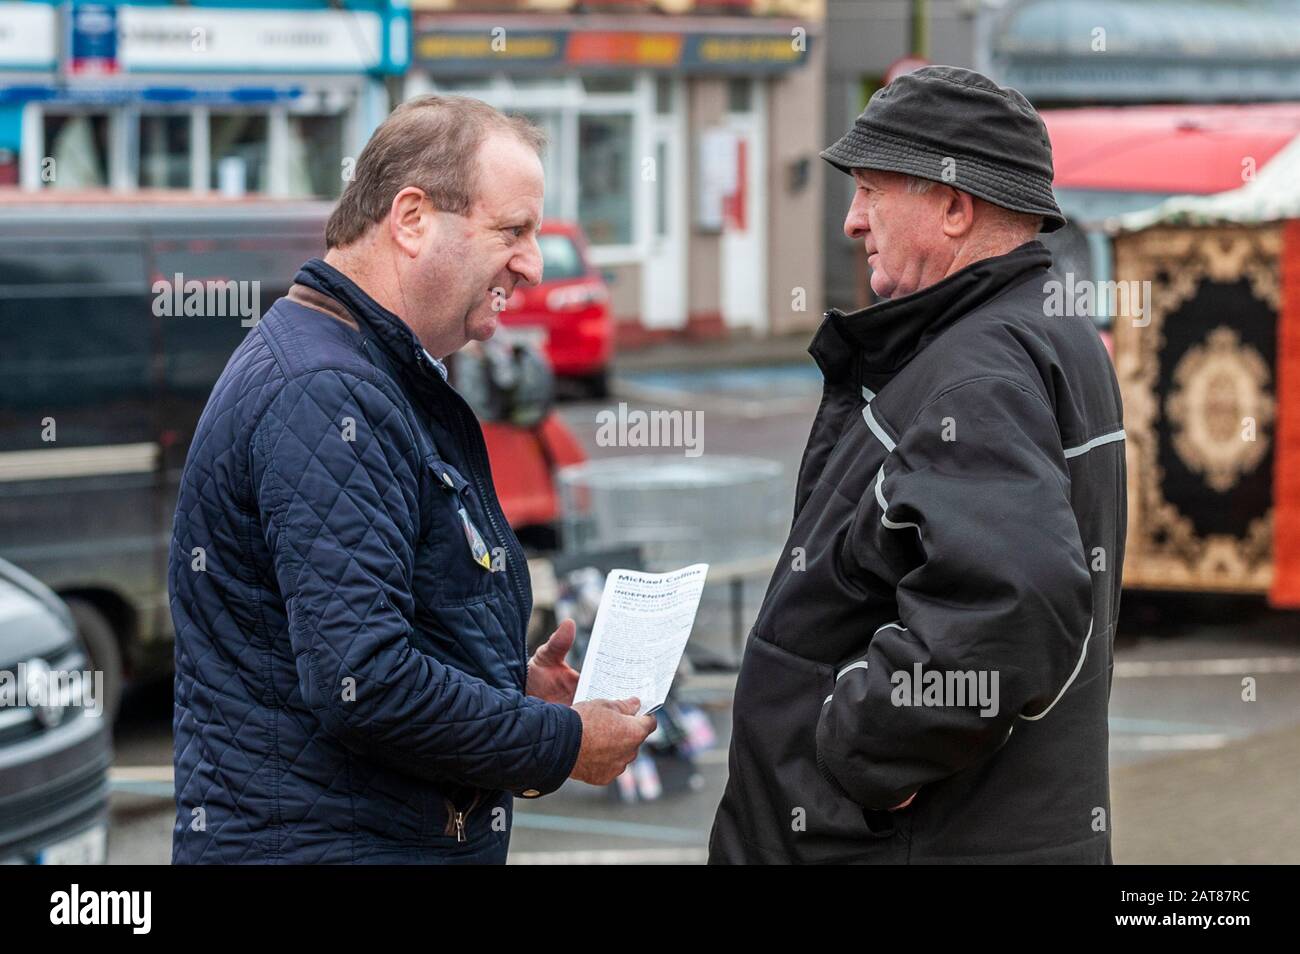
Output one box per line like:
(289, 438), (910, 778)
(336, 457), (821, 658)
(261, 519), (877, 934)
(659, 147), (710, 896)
(349, 313), (530, 650)
(414, 346), (532, 665)
(380, 350), (515, 845)
(443, 790), (484, 843)
(460, 415), (532, 674)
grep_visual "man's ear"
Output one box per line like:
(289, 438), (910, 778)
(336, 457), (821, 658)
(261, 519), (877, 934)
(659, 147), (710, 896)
(939, 186), (976, 239)
(388, 187), (430, 259)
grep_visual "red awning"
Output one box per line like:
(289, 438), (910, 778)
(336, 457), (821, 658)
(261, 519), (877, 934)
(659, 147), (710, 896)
(1042, 103), (1300, 194)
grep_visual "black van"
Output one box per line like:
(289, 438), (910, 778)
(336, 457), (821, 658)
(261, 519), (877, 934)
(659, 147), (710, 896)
(0, 196), (332, 716)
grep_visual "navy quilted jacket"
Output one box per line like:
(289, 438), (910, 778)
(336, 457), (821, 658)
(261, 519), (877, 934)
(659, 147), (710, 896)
(170, 258), (583, 864)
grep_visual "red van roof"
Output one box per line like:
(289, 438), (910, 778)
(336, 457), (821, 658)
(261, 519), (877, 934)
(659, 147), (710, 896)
(1042, 103), (1300, 194)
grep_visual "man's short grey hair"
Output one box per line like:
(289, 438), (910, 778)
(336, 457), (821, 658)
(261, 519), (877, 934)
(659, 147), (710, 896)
(904, 175), (936, 195)
(903, 173), (1042, 237)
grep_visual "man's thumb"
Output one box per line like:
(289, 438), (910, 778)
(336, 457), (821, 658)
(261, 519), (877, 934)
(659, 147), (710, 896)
(536, 619), (576, 665)
(617, 697), (641, 715)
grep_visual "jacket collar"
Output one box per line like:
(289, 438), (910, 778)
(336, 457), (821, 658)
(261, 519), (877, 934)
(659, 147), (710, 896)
(294, 257), (444, 382)
(810, 240), (1052, 381)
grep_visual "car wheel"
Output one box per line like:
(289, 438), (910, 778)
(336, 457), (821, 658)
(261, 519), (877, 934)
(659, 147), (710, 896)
(65, 599), (123, 723)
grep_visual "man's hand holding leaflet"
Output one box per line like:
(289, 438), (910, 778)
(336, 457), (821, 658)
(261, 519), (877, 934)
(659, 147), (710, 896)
(572, 564), (710, 717)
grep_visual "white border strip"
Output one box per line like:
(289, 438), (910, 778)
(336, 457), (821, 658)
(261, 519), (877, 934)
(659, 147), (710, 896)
(1063, 428), (1126, 459)
(0, 443), (159, 482)
(510, 848), (709, 865)
(1116, 656), (1300, 677)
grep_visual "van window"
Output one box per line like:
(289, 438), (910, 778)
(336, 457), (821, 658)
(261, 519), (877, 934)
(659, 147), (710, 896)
(0, 236), (151, 447)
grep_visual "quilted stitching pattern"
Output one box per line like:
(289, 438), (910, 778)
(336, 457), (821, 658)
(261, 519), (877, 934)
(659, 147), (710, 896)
(170, 281), (581, 864)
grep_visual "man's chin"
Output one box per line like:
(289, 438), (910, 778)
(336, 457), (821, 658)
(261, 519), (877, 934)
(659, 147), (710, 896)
(467, 311), (500, 342)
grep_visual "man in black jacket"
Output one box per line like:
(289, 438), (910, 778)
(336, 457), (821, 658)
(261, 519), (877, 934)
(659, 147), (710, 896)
(709, 66), (1127, 863)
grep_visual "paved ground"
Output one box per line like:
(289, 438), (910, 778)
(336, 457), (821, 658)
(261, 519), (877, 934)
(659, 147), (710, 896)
(107, 616), (1300, 865)
(103, 353), (1300, 864)
(1112, 723), (1300, 865)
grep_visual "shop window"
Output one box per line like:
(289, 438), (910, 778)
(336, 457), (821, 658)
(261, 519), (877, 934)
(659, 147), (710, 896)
(512, 77), (568, 93)
(287, 114), (345, 199)
(727, 78), (753, 114)
(578, 114), (633, 246)
(138, 114), (191, 189)
(43, 113), (110, 189)
(582, 76), (635, 95)
(433, 78), (493, 93)
(210, 113), (268, 195)
(516, 109), (564, 221)
(655, 76), (674, 115)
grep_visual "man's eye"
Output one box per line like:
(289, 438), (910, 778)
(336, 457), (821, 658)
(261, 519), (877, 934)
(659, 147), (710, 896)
(509, 226), (526, 238)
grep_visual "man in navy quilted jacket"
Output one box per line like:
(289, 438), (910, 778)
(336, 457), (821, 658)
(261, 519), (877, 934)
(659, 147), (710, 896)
(169, 95), (654, 864)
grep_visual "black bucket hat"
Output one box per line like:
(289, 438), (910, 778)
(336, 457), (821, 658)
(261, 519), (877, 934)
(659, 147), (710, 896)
(821, 65), (1067, 232)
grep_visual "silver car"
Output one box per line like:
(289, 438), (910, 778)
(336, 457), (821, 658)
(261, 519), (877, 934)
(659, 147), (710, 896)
(0, 557), (111, 864)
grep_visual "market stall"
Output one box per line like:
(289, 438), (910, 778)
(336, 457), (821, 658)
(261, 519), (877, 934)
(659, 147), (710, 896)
(1108, 134), (1300, 605)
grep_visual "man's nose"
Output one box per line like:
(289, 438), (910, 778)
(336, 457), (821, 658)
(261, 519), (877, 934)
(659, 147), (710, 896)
(513, 235), (544, 288)
(844, 193), (869, 241)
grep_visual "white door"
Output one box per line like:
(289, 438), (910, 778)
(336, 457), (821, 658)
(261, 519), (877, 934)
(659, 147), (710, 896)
(720, 80), (767, 333)
(641, 77), (687, 329)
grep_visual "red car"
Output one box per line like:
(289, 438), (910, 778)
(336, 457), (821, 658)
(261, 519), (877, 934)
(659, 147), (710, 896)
(499, 221), (613, 396)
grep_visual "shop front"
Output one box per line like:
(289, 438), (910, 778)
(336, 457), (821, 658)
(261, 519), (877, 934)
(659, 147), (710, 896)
(409, 3), (824, 337)
(2, 0), (410, 198)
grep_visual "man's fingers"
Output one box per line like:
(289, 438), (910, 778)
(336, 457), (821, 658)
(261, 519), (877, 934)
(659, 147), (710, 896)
(577, 696), (642, 714)
(534, 619), (576, 666)
(579, 697), (627, 712)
